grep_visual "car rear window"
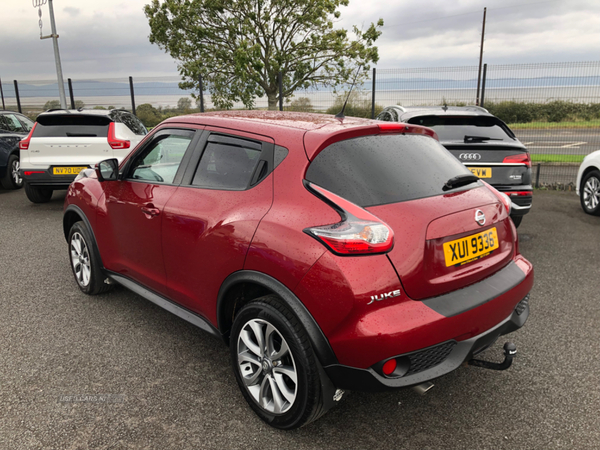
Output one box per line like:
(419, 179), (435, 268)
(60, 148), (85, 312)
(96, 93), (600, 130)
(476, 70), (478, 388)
(305, 134), (475, 207)
(33, 115), (110, 138)
(406, 115), (515, 141)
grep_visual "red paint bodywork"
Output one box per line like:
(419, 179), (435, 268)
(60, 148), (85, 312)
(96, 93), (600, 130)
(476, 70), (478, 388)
(64, 111), (533, 372)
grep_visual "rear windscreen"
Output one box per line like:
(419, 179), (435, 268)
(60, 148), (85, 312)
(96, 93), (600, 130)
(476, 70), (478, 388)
(406, 115), (515, 141)
(305, 134), (475, 207)
(33, 115), (110, 138)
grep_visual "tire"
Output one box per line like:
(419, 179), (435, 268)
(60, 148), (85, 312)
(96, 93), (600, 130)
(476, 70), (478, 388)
(0, 154), (23, 190)
(230, 295), (327, 429)
(68, 221), (113, 295)
(24, 182), (53, 203)
(580, 170), (600, 216)
(511, 215), (523, 228)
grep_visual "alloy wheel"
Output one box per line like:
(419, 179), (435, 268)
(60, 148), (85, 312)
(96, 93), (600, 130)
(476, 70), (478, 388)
(70, 232), (91, 287)
(583, 176), (600, 211)
(237, 318), (298, 414)
(12, 159), (22, 187)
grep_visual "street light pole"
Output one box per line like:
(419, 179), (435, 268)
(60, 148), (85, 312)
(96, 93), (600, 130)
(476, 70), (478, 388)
(37, 0), (67, 109)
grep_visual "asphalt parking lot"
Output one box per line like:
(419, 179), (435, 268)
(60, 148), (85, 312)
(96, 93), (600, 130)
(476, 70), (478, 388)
(1, 187), (599, 449)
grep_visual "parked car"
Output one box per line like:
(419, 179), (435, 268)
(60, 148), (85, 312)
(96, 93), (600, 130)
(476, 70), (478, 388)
(0, 110), (34, 190)
(576, 149), (600, 215)
(377, 106), (532, 227)
(63, 111), (533, 429)
(19, 109), (147, 203)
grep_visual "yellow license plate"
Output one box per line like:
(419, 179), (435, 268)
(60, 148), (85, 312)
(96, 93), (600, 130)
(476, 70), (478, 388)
(53, 166), (88, 175)
(469, 167), (492, 178)
(443, 227), (499, 267)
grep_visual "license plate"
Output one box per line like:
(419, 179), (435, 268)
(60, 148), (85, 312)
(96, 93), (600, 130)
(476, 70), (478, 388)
(469, 167), (492, 178)
(443, 227), (499, 267)
(52, 166), (88, 175)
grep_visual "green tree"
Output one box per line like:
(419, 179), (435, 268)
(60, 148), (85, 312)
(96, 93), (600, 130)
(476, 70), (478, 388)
(144, 0), (383, 110)
(177, 97), (192, 111)
(287, 97), (313, 112)
(44, 100), (61, 110)
(136, 103), (163, 127)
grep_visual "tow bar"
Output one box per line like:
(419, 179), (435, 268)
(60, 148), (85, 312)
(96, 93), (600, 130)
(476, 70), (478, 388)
(468, 342), (517, 371)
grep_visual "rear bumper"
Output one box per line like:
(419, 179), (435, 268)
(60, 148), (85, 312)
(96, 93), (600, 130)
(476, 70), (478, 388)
(325, 298), (529, 392)
(20, 169), (79, 189)
(495, 185), (532, 218)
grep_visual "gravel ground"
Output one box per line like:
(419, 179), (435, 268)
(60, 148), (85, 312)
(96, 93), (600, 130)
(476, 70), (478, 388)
(0, 187), (599, 450)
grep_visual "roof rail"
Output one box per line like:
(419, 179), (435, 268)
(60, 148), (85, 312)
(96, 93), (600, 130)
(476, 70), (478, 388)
(45, 108), (71, 113)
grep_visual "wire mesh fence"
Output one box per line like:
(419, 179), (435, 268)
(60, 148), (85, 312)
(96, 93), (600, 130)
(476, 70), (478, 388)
(1, 60), (598, 187)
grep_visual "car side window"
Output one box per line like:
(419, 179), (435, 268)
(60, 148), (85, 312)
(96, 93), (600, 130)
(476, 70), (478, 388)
(17, 115), (34, 132)
(129, 133), (192, 184)
(192, 139), (261, 190)
(0, 114), (27, 132)
(109, 110), (148, 135)
(378, 111), (392, 122)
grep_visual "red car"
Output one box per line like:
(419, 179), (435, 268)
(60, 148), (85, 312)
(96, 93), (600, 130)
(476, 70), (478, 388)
(63, 111), (533, 429)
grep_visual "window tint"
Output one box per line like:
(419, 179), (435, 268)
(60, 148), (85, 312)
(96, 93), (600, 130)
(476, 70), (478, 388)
(33, 114), (110, 137)
(192, 142), (261, 190)
(110, 110), (147, 135)
(406, 115), (515, 141)
(306, 134), (475, 207)
(17, 114), (34, 132)
(130, 134), (192, 184)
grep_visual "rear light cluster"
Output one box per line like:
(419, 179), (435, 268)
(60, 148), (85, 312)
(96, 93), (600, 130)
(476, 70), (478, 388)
(304, 182), (394, 255)
(507, 191), (532, 197)
(19, 123), (37, 150)
(502, 153), (531, 168)
(108, 122), (130, 149)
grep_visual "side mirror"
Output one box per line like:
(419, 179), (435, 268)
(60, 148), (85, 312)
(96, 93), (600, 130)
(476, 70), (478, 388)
(97, 158), (119, 182)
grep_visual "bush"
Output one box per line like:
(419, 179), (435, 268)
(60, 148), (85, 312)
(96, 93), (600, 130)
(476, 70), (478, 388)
(325, 91), (383, 118)
(286, 97), (313, 112)
(485, 100), (600, 124)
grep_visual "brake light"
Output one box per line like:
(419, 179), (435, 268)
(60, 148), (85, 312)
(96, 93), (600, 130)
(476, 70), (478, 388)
(108, 122), (130, 150)
(304, 182), (394, 255)
(507, 191), (532, 197)
(19, 123), (37, 150)
(503, 153), (531, 168)
(482, 181), (511, 215)
(24, 171), (45, 176)
(377, 123), (439, 141)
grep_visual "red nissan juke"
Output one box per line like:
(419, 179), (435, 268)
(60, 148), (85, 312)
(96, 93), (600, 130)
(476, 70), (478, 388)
(63, 111), (533, 429)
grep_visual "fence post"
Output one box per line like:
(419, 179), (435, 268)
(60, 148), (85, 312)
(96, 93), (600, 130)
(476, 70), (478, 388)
(371, 68), (377, 119)
(535, 163), (541, 188)
(480, 64), (487, 108)
(68, 78), (75, 109)
(0, 77), (5, 110)
(278, 72), (283, 111)
(14, 80), (21, 113)
(198, 74), (205, 113)
(129, 76), (136, 116)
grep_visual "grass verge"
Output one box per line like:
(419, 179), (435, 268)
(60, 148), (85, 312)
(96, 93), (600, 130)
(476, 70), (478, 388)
(510, 121), (600, 129)
(530, 154), (585, 163)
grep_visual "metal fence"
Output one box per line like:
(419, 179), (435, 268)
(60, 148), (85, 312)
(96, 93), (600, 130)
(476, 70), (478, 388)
(1, 60), (599, 187)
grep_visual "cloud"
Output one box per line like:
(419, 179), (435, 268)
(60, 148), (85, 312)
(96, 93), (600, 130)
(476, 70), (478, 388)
(63, 7), (80, 17)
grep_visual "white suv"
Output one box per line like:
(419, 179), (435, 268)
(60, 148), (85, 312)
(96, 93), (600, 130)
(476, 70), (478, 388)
(20, 109), (147, 203)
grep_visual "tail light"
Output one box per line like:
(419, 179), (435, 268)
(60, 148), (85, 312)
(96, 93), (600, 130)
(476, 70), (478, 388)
(503, 153), (531, 168)
(507, 191), (532, 197)
(19, 123), (37, 150)
(108, 122), (130, 150)
(481, 180), (511, 215)
(303, 182), (394, 255)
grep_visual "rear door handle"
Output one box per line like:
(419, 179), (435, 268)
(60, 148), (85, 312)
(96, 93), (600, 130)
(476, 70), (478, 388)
(141, 205), (160, 217)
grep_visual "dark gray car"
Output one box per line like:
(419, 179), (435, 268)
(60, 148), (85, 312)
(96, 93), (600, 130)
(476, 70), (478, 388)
(377, 106), (532, 227)
(0, 110), (34, 190)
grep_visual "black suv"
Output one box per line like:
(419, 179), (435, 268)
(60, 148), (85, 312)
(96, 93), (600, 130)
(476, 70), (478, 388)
(377, 106), (532, 226)
(0, 110), (34, 190)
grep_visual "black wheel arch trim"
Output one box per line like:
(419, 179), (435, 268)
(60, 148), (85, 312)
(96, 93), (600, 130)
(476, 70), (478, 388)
(217, 270), (338, 367)
(63, 204), (104, 268)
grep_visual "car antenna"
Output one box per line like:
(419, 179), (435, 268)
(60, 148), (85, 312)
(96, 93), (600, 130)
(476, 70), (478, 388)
(442, 102), (448, 112)
(335, 65), (363, 121)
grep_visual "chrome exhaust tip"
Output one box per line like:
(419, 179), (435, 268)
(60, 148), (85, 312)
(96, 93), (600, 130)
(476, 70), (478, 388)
(412, 381), (435, 395)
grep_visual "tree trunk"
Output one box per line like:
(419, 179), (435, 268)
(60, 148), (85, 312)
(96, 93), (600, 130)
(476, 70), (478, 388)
(267, 93), (278, 111)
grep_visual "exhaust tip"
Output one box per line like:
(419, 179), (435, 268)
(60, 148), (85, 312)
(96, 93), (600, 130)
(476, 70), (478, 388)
(412, 381), (435, 396)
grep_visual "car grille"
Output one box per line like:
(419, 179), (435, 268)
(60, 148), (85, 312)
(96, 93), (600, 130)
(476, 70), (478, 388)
(405, 341), (457, 376)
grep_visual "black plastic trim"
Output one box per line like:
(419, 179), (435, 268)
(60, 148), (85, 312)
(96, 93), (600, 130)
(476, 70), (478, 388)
(420, 261), (526, 317)
(217, 270), (338, 367)
(324, 302), (529, 392)
(107, 272), (220, 338)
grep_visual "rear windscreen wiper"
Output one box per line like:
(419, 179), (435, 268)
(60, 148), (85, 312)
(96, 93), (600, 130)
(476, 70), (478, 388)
(464, 135), (502, 143)
(442, 173), (479, 191)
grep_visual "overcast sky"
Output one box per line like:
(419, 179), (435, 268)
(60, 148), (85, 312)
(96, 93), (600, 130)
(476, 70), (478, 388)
(1, 0), (599, 82)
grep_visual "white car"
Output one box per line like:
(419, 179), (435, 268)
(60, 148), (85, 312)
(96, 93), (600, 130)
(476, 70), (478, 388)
(576, 150), (600, 215)
(19, 109), (147, 203)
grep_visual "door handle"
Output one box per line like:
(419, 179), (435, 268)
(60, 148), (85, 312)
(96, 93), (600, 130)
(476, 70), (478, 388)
(141, 205), (160, 217)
